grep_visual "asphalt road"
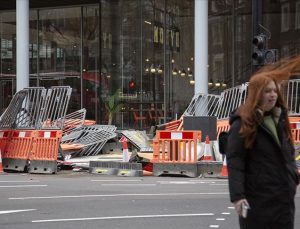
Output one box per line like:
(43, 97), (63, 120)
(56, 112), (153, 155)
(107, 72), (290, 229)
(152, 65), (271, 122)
(0, 171), (299, 229)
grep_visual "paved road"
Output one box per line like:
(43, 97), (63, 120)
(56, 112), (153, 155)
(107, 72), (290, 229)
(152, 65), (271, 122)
(0, 171), (299, 229)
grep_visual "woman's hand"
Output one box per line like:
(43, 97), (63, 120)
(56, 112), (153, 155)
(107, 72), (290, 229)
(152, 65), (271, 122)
(233, 199), (249, 216)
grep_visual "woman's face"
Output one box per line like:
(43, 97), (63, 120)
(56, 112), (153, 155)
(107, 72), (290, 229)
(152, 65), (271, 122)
(260, 81), (278, 112)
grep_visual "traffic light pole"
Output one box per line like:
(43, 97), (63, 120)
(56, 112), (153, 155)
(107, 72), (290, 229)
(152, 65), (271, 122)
(252, 0), (262, 73)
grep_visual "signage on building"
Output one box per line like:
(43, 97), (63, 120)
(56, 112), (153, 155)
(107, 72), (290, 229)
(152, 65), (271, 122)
(153, 22), (180, 52)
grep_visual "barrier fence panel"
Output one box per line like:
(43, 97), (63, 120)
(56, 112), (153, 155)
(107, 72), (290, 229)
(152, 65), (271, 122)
(184, 93), (221, 117)
(61, 108), (87, 136)
(2, 130), (35, 171)
(15, 87), (47, 129)
(39, 86), (72, 129)
(0, 90), (28, 129)
(215, 83), (248, 119)
(283, 80), (300, 116)
(29, 130), (62, 174)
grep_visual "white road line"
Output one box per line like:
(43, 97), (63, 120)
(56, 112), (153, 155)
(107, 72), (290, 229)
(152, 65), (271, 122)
(0, 185), (47, 188)
(209, 225), (219, 228)
(209, 184), (228, 186)
(101, 184), (156, 186)
(228, 206), (235, 209)
(0, 209), (36, 214)
(32, 213), (214, 223)
(91, 180), (141, 182)
(216, 218), (225, 221)
(0, 180), (40, 183)
(9, 192), (229, 200)
(221, 212), (231, 215)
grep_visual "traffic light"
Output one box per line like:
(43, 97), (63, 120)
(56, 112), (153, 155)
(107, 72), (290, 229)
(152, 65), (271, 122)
(252, 34), (278, 65)
(252, 34), (267, 65)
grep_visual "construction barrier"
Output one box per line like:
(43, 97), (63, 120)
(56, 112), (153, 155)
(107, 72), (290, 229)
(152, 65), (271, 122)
(289, 116), (300, 143)
(152, 130), (201, 177)
(89, 161), (143, 177)
(156, 118), (183, 131)
(28, 130), (62, 174)
(3, 130), (35, 171)
(216, 119), (230, 137)
(0, 130), (11, 154)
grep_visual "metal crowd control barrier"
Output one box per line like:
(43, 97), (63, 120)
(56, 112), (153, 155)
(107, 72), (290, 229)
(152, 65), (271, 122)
(215, 83), (248, 119)
(39, 86), (72, 129)
(184, 93), (221, 117)
(61, 125), (117, 157)
(29, 130), (62, 174)
(152, 130), (201, 177)
(2, 130), (35, 171)
(60, 108), (87, 136)
(15, 87), (47, 129)
(0, 90), (28, 129)
(284, 80), (300, 116)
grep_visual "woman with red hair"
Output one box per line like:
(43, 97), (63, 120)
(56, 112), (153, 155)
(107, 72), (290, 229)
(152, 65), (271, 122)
(227, 56), (300, 229)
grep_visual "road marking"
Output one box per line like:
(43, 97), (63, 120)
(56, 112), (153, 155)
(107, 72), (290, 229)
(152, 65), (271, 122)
(10, 192), (228, 200)
(210, 184), (228, 186)
(228, 206), (235, 209)
(209, 225), (219, 228)
(0, 180), (40, 183)
(0, 209), (36, 214)
(221, 212), (231, 215)
(32, 213), (214, 223)
(0, 185), (47, 188)
(101, 184), (156, 186)
(216, 218), (225, 221)
(91, 180), (142, 182)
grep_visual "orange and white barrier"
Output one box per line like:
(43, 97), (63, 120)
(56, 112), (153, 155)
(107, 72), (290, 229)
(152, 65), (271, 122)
(0, 130), (11, 156)
(216, 119), (230, 138)
(28, 130), (62, 174)
(289, 117), (300, 143)
(152, 130), (201, 163)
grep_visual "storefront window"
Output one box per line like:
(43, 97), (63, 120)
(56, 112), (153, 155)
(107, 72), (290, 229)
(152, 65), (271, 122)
(37, 7), (82, 113)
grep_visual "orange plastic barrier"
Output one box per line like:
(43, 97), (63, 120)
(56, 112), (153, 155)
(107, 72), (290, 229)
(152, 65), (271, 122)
(216, 119), (230, 137)
(0, 130), (11, 154)
(30, 130), (62, 161)
(4, 130), (34, 160)
(152, 130), (201, 163)
(60, 143), (84, 151)
(157, 118), (183, 131)
(289, 117), (300, 143)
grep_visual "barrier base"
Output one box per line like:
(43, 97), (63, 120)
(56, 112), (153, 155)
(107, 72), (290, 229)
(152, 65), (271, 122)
(28, 160), (57, 174)
(2, 158), (27, 172)
(197, 161), (222, 178)
(89, 161), (143, 177)
(153, 163), (198, 178)
(89, 161), (119, 175)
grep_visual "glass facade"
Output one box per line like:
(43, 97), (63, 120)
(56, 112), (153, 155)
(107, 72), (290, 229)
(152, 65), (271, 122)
(0, 0), (299, 129)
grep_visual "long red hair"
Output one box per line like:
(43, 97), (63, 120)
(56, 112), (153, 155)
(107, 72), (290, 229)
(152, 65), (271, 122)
(238, 55), (300, 149)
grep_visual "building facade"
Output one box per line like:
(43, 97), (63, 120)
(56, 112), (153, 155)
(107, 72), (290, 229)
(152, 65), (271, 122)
(0, 0), (299, 130)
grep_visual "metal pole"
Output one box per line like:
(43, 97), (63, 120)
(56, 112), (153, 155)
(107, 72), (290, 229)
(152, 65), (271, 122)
(16, 0), (29, 91)
(194, 0), (208, 94)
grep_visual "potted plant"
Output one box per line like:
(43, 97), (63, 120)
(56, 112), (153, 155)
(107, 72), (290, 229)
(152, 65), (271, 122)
(104, 89), (123, 125)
